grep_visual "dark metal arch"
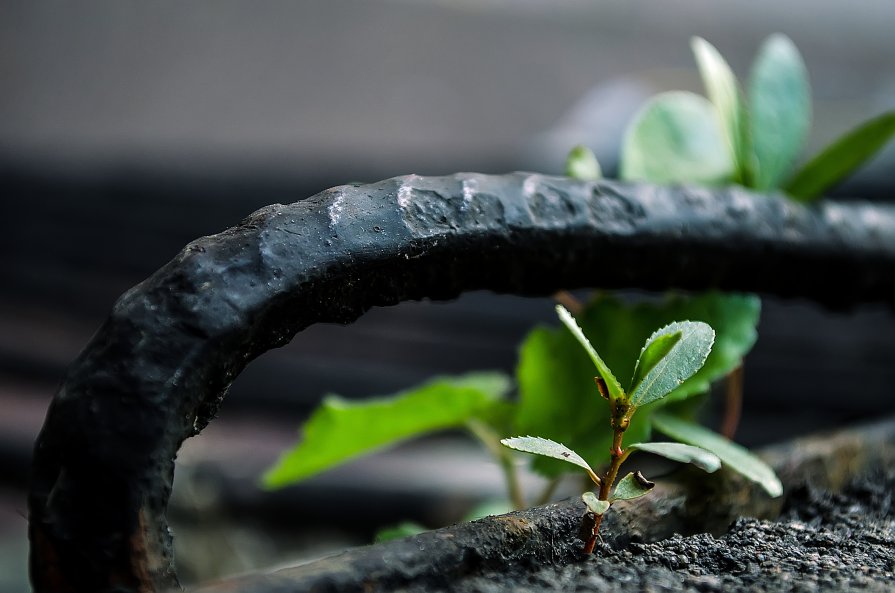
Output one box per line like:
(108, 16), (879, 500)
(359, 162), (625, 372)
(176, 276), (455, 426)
(27, 172), (895, 592)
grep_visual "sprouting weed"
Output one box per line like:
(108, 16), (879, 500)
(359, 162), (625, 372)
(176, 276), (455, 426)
(501, 305), (722, 553)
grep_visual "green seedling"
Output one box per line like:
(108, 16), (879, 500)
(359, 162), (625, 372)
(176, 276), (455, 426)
(263, 293), (771, 522)
(502, 305), (724, 553)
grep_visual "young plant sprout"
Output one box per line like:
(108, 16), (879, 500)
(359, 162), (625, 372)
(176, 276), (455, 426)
(501, 305), (722, 554)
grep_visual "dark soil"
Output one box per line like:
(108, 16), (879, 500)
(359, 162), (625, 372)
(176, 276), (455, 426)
(397, 469), (895, 593)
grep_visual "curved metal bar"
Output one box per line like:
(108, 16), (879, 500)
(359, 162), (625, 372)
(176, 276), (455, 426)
(28, 172), (895, 592)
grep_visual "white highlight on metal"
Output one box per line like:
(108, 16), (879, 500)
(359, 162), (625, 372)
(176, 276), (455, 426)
(522, 174), (541, 198)
(859, 203), (890, 235)
(398, 180), (414, 210)
(327, 192), (345, 225)
(461, 177), (478, 210)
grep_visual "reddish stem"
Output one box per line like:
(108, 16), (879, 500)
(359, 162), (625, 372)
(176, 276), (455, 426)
(721, 363), (744, 439)
(584, 401), (631, 554)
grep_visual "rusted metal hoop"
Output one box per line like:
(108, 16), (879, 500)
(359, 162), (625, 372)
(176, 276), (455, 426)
(28, 172), (895, 592)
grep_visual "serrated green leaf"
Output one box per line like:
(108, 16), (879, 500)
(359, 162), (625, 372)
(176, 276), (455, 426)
(627, 441), (720, 473)
(262, 372), (511, 488)
(691, 37), (748, 181)
(582, 491), (611, 515)
(629, 321), (715, 407)
(566, 144), (603, 181)
(651, 294), (759, 404)
(652, 412), (782, 497)
(501, 436), (600, 485)
(610, 472), (655, 502)
(620, 91), (735, 185)
(516, 292), (759, 478)
(629, 332), (681, 395)
(555, 305), (625, 402)
(784, 110), (895, 201)
(749, 34), (811, 190)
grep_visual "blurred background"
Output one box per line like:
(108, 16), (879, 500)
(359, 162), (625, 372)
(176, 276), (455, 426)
(1, 1), (894, 589)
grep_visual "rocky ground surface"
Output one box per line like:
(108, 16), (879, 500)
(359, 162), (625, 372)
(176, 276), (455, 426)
(412, 469), (895, 593)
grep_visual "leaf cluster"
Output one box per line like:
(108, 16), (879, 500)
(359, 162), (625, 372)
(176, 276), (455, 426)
(502, 305), (780, 522)
(516, 292), (759, 478)
(501, 307), (726, 518)
(263, 292), (776, 500)
(615, 35), (895, 200)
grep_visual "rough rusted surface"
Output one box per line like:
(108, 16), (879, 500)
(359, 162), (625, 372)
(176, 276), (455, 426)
(190, 417), (895, 593)
(28, 173), (895, 592)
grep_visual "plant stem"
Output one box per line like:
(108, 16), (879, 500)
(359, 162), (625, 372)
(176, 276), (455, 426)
(600, 429), (627, 499)
(721, 362), (744, 439)
(465, 419), (526, 511)
(501, 451), (526, 511)
(585, 400), (632, 554)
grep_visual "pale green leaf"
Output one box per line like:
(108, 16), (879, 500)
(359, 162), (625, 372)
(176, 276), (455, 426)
(652, 412), (782, 497)
(628, 441), (720, 473)
(610, 472), (655, 502)
(784, 111), (895, 201)
(620, 91), (735, 185)
(555, 304), (625, 402)
(262, 372), (511, 488)
(566, 144), (603, 181)
(501, 436), (600, 485)
(629, 321), (715, 407)
(516, 292), (760, 478)
(582, 491), (611, 515)
(749, 34), (811, 190)
(691, 36), (748, 180)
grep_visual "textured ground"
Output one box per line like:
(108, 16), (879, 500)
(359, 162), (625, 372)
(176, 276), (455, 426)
(400, 469), (895, 593)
